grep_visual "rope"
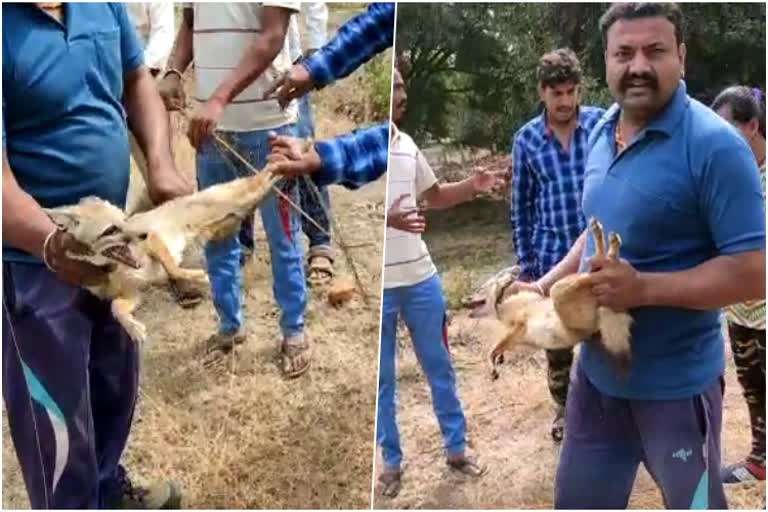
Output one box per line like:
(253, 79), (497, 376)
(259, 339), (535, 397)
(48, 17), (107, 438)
(173, 107), (373, 304)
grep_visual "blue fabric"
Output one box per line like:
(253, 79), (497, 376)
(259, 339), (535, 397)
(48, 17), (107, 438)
(298, 178), (331, 249)
(314, 122), (389, 189)
(580, 81), (766, 400)
(295, 94), (315, 139)
(302, 2), (394, 88)
(377, 274), (466, 468)
(510, 106), (605, 280)
(2, 3), (144, 264)
(554, 364), (726, 509)
(196, 127), (306, 338)
(2, 263), (139, 509)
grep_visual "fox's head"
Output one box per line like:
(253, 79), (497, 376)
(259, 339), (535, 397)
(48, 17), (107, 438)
(44, 197), (142, 269)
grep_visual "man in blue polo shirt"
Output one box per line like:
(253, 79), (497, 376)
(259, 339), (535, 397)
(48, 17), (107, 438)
(2, 3), (190, 508)
(522, 3), (765, 509)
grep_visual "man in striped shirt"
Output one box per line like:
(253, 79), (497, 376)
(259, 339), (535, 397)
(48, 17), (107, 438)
(160, 3), (313, 378)
(510, 48), (605, 442)
(375, 67), (500, 497)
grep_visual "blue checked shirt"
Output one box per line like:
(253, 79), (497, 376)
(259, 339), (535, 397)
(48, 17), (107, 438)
(302, 2), (394, 87)
(510, 106), (605, 279)
(314, 122), (388, 189)
(304, 3), (394, 189)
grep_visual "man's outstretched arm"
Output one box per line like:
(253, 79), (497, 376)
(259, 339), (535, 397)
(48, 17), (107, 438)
(267, 123), (389, 190)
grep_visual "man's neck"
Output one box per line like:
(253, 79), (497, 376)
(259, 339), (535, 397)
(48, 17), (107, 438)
(618, 109), (654, 143)
(37, 3), (64, 23)
(545, 110), (578, 136)
(390, 122), (400, 141)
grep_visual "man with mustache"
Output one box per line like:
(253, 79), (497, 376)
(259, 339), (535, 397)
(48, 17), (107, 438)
(509, 49), (605, 443)
(529, 4), (765, 508)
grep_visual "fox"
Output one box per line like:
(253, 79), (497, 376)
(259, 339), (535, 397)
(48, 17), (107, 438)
(44, 168), (282, 344)
(484, 218), (633, 380)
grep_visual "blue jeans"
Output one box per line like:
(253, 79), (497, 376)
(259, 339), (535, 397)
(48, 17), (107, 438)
(196, 126), (306, 338)
(239, 95), (331, 252)
(377, 274), (467, 468)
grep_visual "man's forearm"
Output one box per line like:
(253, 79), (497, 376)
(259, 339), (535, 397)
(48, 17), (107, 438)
(313, 123), (388, 189)
(210, 9), (289, 106)
(2, 156), (56, 259)
(124, 66), (174, 173)
(166, 8), (194, 74)
(302, 2), (394, 87)
(639, 251), (766, 309)
(511, 208), (535, 279)
(422, 179), (476, 210)
(538, 230), (587, 293)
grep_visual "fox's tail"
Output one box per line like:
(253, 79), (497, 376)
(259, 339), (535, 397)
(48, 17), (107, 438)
(597, 306), (633, 377)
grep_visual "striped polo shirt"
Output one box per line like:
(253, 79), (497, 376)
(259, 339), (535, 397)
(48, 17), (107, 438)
(192, 2), (299, 131)
(384, 125), (438, 289)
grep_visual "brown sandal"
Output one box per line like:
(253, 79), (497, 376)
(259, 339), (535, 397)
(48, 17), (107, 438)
(447, 455), (486, 477)
(307, 253), (334, 287)
(169, 278), (205, 309)
(281, 335), (312, 378)
(378, 470), (402, 498)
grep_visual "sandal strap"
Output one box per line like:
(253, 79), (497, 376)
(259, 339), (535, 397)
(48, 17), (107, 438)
(308, 246), (334, 263)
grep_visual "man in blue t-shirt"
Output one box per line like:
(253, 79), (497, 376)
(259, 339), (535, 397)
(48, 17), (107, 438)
(520, 4), (765, 509)
(2, 3), (191, 508)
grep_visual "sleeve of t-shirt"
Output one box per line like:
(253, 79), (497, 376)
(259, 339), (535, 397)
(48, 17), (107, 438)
(699, 135), (766, 255)
(111, 2), (144, 73)
(414, 148), (438, 196)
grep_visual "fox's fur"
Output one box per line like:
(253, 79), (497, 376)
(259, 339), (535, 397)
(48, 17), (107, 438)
(44, 169), (281, 343)
(485, 218), (633, 379)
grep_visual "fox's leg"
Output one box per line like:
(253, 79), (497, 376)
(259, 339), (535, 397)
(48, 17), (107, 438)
(489, 321), (526, 380)
(590, 217), (606, 257)
(111, 295), (146, 344)
(144, 232), (209, 285)
(607, 232), (622, 261)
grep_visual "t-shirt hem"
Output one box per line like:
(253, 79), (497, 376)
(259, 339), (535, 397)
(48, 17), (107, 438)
(717, 233), (766, 255)
(383, 268), (438, 290)
(583, 366), (724, 401)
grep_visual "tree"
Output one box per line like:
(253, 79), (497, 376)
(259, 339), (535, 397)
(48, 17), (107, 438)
(396, 3), (766, 151)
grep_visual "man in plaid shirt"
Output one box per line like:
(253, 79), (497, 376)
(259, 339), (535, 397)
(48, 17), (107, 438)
(265, 2), (393, 187)
(510, 49), (605, 443)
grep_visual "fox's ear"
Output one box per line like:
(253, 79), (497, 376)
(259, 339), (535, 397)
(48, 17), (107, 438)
(43, 207), (80, 231)
(510, 265), (521, 279)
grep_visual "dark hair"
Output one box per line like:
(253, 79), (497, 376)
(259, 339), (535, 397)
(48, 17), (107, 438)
(537, 48), (582, 88)
(711, 86), (766, 137)
(599, 3), (684, 48)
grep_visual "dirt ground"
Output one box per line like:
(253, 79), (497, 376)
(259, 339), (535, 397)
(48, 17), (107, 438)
(372, 199), (767, 510)
(3, 5), (388, 509)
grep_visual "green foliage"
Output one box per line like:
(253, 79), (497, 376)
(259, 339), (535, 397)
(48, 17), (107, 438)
(397, 2), (766, 150)
(363, 50), (394, 121)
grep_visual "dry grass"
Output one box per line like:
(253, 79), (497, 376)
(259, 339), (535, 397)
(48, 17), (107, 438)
(372, 200), (767, 510)
(3, 5), (388, 509)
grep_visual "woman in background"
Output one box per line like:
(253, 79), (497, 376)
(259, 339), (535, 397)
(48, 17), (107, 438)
(712, 85), (766, 483)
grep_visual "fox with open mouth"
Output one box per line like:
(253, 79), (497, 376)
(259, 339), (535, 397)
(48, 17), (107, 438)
(44, 168), (282, 344)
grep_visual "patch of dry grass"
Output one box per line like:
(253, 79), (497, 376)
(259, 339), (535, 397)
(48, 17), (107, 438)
(372, 199), (767, 510)
(3, 5), (388, 509)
